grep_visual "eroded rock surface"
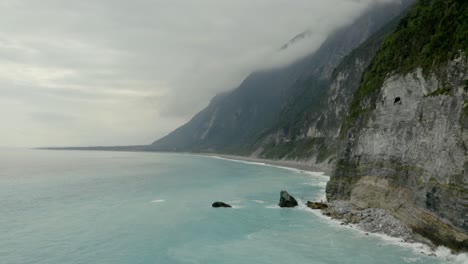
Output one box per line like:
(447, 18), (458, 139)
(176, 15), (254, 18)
(306, 201), (329, 209)
(322, 201), (415, 242)
(328, 56), (468, 251)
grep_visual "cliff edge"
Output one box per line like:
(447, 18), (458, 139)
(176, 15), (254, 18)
(327, 0), (468, 252)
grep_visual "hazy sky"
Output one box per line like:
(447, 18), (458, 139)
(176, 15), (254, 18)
(0, 0), (394, 147)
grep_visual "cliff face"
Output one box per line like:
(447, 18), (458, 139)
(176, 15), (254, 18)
(256, 16), (404, 162)
(329, 59), (468, 251)
(327, 0), (468, 251)
(150, 1), (413, 154)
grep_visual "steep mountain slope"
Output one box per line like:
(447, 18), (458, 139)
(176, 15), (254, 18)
(254, 14), (407, 162)
(150, 1), (413, 154)
(327, 0), (468, 251)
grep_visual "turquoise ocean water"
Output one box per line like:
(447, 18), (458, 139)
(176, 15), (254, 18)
(0, 149), (465, 264)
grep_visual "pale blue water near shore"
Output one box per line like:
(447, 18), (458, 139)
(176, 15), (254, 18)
(0, 149), (465, 264)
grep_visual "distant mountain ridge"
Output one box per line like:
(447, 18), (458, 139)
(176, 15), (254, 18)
(149, 1), (414, 154)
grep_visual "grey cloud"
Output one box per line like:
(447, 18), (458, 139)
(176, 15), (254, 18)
(29, 112), (77, 124)
(0, 0), (400, 147)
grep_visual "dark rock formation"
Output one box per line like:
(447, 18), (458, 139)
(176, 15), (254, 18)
(306, 201), (328, 209)
(322, 201), (415, 242)
(278, 190), (298, 208)
(212, 202), (232, 208)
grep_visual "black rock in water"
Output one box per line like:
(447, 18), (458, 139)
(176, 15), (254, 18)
(212, 202), (232, 208)
(278, 190), (298, 208)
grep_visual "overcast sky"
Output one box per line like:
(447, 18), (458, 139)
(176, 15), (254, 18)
(0, 0), (394, 147)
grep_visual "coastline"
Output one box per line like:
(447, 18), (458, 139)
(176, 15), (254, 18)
(199, 153), (333, 175)
(35, 148), (467, 261)
(200, 152), (468, 262)
(38, 147), (333, 175)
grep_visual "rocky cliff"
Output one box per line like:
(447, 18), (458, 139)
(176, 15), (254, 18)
(255, 14), (405, 162)
(149, 1), (413, 155)
(327, 0), (468, 251)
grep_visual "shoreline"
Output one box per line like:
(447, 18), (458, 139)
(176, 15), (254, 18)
(33, 148), (468, 261)
(36, 147), (334, 175)
(199, 153), (333, 175)
(201, 153), (468, 262)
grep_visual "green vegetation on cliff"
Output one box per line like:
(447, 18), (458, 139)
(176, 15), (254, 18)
(343, 0), (468, 134)
(332, 0), (468, 252)
(425, 85), (453, 97)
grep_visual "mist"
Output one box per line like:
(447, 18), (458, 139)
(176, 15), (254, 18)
(0, 0), (399, 147)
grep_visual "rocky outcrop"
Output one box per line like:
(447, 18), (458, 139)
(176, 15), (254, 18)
(322, 201), (415, 242)
(306, 201), (328, 209)
(328, 55), (468, 251)
(212, 202), (232, 208)
(279, 190), (298, 208)
(327, 0), (468, 251)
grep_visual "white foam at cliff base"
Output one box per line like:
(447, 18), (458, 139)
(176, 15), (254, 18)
(301, 203), (468, 263)
(301, 177), (329, 201)
(295, 198), (309, 210)
(434, 247), (468, 264)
